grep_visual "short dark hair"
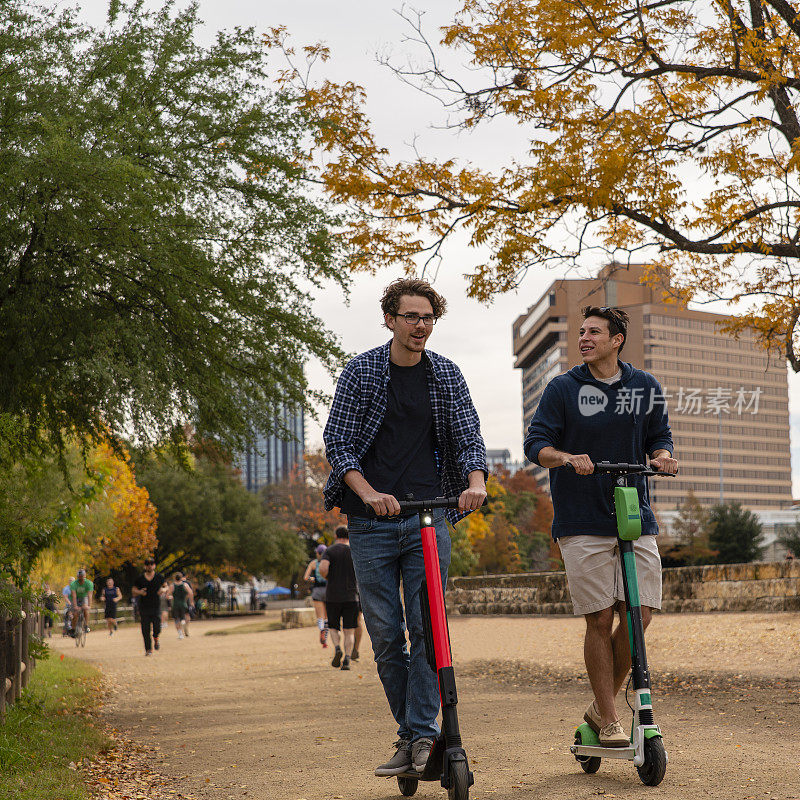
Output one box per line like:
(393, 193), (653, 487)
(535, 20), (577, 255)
(581, 306), (629, 353)
(380, 278), (447, 324)
(334, 525), (349, 540)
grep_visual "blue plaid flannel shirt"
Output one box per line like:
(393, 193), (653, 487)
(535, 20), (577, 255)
(323, 340), (488, 526)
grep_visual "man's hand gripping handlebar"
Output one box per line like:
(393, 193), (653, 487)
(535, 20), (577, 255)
(365, 496), (489, 518)
(564, 461), (678, 478)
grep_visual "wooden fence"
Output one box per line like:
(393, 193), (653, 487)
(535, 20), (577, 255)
(0, 600), (43, 720)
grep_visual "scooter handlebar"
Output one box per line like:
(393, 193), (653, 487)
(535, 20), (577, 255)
(363, 496), (488, 519)
(563, 461), (677, 477)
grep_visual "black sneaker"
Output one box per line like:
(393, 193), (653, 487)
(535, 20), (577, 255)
(374, 739), (412, 777)
(351, 648), (359, 661)
(153, 638), (160, 651)
(412, 737), (434, 773)
(340, 655), (351, 671)
(331, 646), (342, 668)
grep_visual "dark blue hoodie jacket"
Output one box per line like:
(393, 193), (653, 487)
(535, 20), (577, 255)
(523, 361), (673, 539)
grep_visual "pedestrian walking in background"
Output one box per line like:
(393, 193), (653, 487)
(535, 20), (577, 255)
(323, 277), (487, 776)
(303, 544), (328, 648)
(42, 583), (57, 638)
(169, 572), (194, 639)
(103, 577), (123, 636)
(160, 586), (171, 626)
(318, 527), (359, 670)
(352, 607), (364, 662)
(61, 577), (75, 636)
(132, 557), (166, 656)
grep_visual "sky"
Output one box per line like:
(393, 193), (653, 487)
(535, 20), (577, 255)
(75, 0), (800, 493)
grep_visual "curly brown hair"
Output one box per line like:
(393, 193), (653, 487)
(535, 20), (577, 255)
(380, 278), (447, 324)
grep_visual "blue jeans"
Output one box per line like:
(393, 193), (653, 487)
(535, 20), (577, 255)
(347, 513), (451, 742)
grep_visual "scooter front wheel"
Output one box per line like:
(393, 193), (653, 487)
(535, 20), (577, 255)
(574, 734), (601, 774)
(448, 760), (470, 800)
(397, 775), (418, 796)
(636, 736), (667, 786)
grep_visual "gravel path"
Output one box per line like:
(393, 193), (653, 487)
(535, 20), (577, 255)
(55, 611), (800, 800)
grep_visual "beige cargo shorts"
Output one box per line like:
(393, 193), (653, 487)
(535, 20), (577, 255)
(557, 534), (662, 616)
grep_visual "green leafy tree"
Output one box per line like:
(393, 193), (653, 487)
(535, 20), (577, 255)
(708, 502), (765, 564)
(0, 422), (102, 589)
(136, 451), (306, 582)
(660, 490), (718, 567)
(0, 0), (346, 458)
(777, 523), (800, 559)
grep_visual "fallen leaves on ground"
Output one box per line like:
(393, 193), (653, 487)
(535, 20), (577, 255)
(82, 729), (196, 800)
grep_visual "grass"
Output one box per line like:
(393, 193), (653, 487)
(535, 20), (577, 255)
(0, 655), (110, 800)
(204, 619), (285, 636)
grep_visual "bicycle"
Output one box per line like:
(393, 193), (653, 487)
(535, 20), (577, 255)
(73, 610), (88, 648)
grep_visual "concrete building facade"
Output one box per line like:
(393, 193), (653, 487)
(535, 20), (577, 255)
(513, 263), (793, 514)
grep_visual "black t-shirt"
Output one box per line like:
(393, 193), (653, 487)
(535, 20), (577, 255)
(103, 586), (118, 605)
(133, 572), (165, 614)
(322, 542), (358, 603)
(341, 359), (441, 517)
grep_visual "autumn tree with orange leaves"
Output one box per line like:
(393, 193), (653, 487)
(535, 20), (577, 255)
(459, 472), (553, 574)
(261, 448), (346, 548)
(80, 444), (158, 575)
(273, 0), (800, 366)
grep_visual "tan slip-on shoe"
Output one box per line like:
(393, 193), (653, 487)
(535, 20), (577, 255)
(599, 720), (630, 748)
(584, 701), (602, 733)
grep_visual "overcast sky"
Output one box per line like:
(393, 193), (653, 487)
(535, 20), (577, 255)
(76, 0), (800, 493)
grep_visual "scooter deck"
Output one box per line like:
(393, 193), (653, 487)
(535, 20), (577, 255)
(382, 734), (447, 782)
(390, 769), (431, 781)
(571, 744), (636, 760)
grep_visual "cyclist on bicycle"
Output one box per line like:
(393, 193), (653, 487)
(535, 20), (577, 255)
(70, 569), (94, 634)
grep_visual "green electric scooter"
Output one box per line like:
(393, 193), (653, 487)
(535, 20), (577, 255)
(568, 461), (675, 786)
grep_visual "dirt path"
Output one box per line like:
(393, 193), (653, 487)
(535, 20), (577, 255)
(54, 612), (800, 800)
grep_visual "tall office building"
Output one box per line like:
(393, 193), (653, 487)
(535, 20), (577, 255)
(237, 405), (305, 492)
(513, 263), (793, 512)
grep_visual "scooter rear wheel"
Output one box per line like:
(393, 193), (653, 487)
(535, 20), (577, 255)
(397, 775), (418, 796)
(636, 736), (667, 786)
(448, 760), (470, 800)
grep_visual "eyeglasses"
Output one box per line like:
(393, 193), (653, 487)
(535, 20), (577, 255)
(395, 313), (437, 327)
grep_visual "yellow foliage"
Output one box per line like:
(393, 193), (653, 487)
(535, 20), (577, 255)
(270, 0), (800, 363)
(34, 443), (158, 584)
(83, 444), (158, 574)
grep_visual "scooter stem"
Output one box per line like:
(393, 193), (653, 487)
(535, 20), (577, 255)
(419, 512), (452, 670)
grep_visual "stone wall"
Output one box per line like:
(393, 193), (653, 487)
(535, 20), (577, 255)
(447, 560), (800, 615)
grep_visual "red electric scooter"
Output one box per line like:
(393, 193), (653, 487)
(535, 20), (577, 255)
(371, 496), (476, 800)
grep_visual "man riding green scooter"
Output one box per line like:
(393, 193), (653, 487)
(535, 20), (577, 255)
(523, 305), (678, 747)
